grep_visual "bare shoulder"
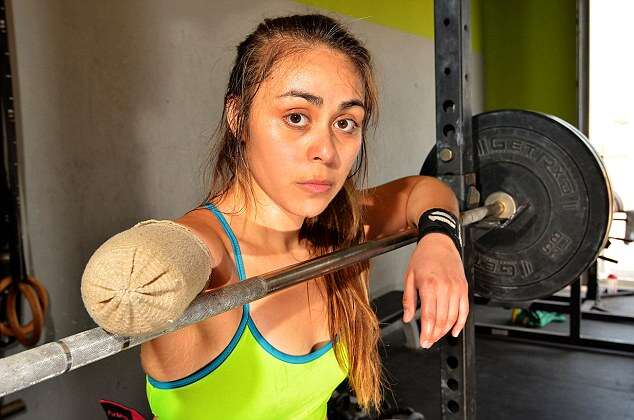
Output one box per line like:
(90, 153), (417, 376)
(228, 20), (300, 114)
(175, 207), (227, 271)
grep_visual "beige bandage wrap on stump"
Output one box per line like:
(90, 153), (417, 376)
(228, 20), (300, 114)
(81, 220), (212, 336)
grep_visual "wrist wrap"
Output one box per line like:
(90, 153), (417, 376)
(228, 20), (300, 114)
(417, 208), (463, 252)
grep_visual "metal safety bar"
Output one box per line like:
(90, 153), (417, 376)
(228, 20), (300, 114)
(0, 198), (511, 398)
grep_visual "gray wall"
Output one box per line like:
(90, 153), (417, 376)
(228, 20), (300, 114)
(6, 1), (482, 418)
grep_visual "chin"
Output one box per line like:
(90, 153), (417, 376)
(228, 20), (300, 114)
(291, 196), (335, 219)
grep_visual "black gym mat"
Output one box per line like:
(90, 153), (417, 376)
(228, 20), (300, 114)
(381, 326), (634, 420)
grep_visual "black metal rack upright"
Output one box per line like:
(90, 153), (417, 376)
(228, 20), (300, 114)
(0, 0), (24, 289)
(433, 1), (476, 419)
(1, 0), (28, 417)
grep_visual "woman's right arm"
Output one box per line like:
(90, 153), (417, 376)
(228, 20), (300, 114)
(80, 208), (223, 337)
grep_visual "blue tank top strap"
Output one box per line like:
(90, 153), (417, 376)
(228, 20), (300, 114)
(203, 203), (247, 281)
(203, 203), (251, 321)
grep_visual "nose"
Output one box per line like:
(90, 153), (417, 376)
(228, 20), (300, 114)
(307, 126), (337, 165)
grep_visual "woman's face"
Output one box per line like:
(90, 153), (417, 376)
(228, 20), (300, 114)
(243, 46), (365, 221)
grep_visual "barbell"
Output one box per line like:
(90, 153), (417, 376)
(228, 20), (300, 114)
(0, 109), (612, 397)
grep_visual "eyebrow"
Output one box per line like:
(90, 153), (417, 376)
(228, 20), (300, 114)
(278, 90), (365, 111)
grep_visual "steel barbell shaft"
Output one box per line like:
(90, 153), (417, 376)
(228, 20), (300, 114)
(461, 200), (505, 226)
(0, 196), (511, 397)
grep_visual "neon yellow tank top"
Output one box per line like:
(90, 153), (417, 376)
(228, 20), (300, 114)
(146, 204), (348, 419)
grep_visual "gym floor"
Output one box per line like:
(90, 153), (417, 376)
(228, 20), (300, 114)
(380, 294), (634, 420)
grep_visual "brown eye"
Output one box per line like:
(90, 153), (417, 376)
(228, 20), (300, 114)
(285, 113), (309, 127)
(335, 118), (358, 133)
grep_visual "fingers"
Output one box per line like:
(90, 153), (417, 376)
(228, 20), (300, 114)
(436, 293), (459, 340)
(451, 294), (469, 338)
(419, 287), (436, 348)
(422, 281), (468, 347)
(402, 272), (417, 323)
(430, 290), (449, 343)
(403, 270), (470, 347)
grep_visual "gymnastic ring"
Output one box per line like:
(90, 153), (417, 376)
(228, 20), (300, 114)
(7, 276), (49, 339)
(25, 276), (49, 317)
(2, 276), (50, 322)
(0, 276), (49, 346)
(0, 276), (49, 336)
(7, 283), (43, 346)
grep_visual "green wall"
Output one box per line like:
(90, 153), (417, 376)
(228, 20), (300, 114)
(294, 0), (482, 52)
(482, 0), (577, 124)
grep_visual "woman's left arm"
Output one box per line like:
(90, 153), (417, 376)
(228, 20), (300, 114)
(362, 176), (469, 348)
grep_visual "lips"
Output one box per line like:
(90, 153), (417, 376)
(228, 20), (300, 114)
(297, 180), (333, 193)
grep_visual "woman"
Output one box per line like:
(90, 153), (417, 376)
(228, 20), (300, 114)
(81, 14), (468, 420)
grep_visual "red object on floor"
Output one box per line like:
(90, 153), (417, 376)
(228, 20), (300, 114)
(99, 399), (146, 420)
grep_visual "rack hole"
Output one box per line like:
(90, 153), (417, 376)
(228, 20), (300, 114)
(443, 17), (450, 26)
(465, 73), (469, 81)
(443, 124), (456, 138)
(443, 100), (455, 113)
(444, 67), (451, 76)
(446, 355), (459, 369)
(447, 378), (459, 391)
(464, 24), (468, 32)
(448, 400), (460, 413)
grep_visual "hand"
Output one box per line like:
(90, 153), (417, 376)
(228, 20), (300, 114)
(402, 232), (469, 348)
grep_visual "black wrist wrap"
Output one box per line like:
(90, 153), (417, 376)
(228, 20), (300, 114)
(417, 208), (463, 252)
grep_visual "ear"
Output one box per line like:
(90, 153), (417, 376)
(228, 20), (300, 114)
(225, 96), (240, 138)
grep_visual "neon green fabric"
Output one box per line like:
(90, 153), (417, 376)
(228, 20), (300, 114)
(145, 203), (348, 419)
(146, 315), (347, 419)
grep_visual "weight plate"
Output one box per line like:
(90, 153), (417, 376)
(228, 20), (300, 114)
(422, 110), (613, 302)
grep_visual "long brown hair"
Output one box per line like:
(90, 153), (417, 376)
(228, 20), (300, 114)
(202, 14), (382, 411)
